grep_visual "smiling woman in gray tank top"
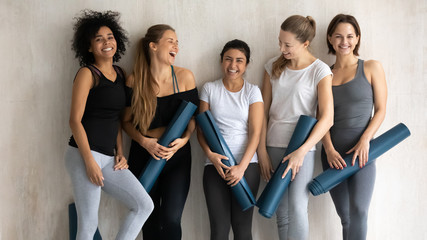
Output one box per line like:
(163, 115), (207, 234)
(321, 14), (387, 240)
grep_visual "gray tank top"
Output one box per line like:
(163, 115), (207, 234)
(332, 59), (373, 129)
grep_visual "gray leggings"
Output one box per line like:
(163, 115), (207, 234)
(321, 148), (376, 240)
(65, 146), (154, 240)
(267, 147), (315, 240)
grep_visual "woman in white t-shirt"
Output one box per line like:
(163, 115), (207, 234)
(257, 15), (334, 240)
(197, 39), (263, 240)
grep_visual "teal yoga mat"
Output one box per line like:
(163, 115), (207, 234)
(68, 203), (102, 240)
(256, 115), (318, 218)
(196, 110), (257, 211)
(139, 100), (197, 192)
(309, 123), (410, 196)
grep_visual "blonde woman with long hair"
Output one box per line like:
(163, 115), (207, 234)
(122, 24), (198, 240)
(257, 15), (334, 239)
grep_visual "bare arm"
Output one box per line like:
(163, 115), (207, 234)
(346, 60), (387, 167)
(257, 71), (274, 181)
(69, 67), (104, 186)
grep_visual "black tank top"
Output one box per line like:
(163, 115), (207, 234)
(69, 65), (127, 156)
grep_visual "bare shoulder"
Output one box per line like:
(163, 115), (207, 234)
(364, 60), (385, 83)
(74, 67), (93, 85)
(126, 74), (135, 88)
(364, 59), (384, 73)
(174, 66), (196, 90)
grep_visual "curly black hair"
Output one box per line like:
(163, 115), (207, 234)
(71, 10), (128, 66)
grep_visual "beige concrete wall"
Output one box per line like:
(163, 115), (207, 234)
(0, 0), (425, 239)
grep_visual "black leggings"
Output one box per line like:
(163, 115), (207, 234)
(203, 163), (260, 240)
(128, 140), (191, 240)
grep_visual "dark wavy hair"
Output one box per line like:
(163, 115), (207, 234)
(71, 10), (128, 66)
(220, 39), (251, 64)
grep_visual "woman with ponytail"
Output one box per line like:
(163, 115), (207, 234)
(122, 24), (198, 240)
(257, 15), (334, 239)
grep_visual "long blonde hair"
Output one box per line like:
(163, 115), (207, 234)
(131, 24), (175, 134)
(271, 15), (316, 79)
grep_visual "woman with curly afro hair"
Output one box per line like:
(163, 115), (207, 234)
(65, 10), (153, 240)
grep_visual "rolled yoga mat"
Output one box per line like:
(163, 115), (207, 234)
(309, 123), (411, 196)
(256, 115), (318, 218)
(196, 110), (257, 211)
(139, 100), (197, 192)
(68, 203), (102, 240)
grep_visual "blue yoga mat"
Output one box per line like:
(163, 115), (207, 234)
(256, 115), (318, 218)
(196, 110), (257, 211)
(309, 123), (410, 196)
(68, 203), (102, 240)
(139, 100), (197, 192)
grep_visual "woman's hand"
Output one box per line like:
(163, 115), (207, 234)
(114, 154), (129, 171)
(346, 139), (370, 168)
(257, 149), (274, 182)
(325, 148), (347, 169)
(225, 165), (246, 187)
(207, 152), (230, 179)
(164, 137), (188, 160)
(282, 148), (306, 181)
(85, 159), (104, 187)
(141, 137), (170, 160)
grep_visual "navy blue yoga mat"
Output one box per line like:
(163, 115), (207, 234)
(256, 115), (318, 218)
(68, 203), (102, 240)
(309, 123), (411, 196)
(196, 110), (257, 211)
(139, 100), (197, 192)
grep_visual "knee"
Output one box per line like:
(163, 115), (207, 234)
(351, 205), (369, 222)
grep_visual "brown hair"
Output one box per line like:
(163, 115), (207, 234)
(326, 14), (361, 56)
(131, 24), (175, 134)
(271, 15), (316, 79)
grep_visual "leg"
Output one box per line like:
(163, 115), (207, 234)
(158, 143), (192, 240)
(347, 162), (376, 240)
(203, 165), (232, 240)
(267, 147), (289, 240)
(127, 141), (161, 239)
(322, 147), (351, 240)
(64, 147), (101, 240)
(286, 151), (315, 240)
(101, 160), (154, 240)
(231, 163), (260, 240)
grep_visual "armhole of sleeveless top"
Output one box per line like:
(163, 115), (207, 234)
(86, 65), (102, 87)
(113, 65), (125, 80)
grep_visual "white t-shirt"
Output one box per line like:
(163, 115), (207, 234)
(199, 78), (263, 165)
(264, 56), (332, 150)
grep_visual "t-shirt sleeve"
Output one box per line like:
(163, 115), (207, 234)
(249, 84), (263, 105)
(199, 82), (211, 104)
(264, 56), (279, 77)
(315, 61), (333, 86)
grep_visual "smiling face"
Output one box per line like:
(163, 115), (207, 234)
(89, 26), (117, 61)
(328, 23), (359, 56)
(150, 29), (179, 65)
(278, 30), (309, 60)
(221, 49), (247, 82)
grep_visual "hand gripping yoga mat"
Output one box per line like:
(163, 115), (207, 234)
(68, 203), (102, 240)
(256, 115), (318, 218)
(309, 123), (411, 196)
(139, 100), (197, 192)
(196, 110), (257, 211)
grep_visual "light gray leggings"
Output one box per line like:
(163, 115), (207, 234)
(65, 146), (154, 240)
(267, 147), (315, 240)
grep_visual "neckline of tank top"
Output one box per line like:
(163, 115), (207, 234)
(331, 59), (363, 88)
(89, 64), (119, 83)
(156, 87), (197, 99)
(284, 58), (319, 72)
